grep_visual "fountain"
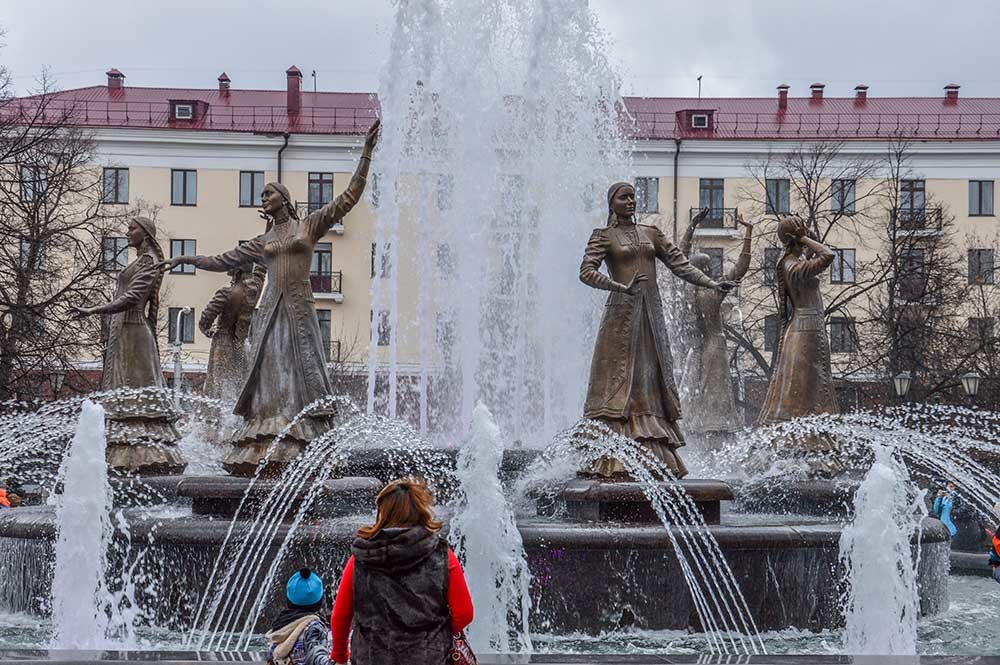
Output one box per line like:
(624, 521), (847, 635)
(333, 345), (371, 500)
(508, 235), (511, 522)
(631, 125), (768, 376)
(0, 0), (997, 660)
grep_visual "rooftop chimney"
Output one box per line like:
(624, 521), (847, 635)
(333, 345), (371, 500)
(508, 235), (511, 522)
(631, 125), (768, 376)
(286, 65), (302, 114)
(854, 84), (869, 104)
(944, 83), (960, 103)
(106, 68), (125, 91)
(218, 72), (231, 94)
(777, 84), (789, 111)
(810, 82), (825, 101)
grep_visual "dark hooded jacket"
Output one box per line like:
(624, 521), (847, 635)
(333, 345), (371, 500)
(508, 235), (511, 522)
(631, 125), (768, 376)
(349, 526), (451, 665)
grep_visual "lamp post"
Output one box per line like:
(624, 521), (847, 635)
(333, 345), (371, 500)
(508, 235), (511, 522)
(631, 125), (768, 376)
(960, 371), (981, 407)
(893, 371), (912, 403)
(172, 307), (191, 409)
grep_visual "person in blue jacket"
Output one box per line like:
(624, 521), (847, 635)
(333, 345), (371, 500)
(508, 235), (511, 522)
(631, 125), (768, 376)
(932, 481), (958, 538)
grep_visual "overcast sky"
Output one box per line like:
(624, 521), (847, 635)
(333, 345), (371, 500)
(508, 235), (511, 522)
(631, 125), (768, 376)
(3, 0), (999, 99)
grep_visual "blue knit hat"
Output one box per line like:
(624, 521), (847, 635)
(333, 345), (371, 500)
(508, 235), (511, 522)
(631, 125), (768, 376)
(286, 568), (324, 607)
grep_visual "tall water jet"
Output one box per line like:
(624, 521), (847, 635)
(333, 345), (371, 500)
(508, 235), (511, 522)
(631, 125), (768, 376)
(839, 444), (923, 655)
(370, 0), (628, 442)
(49, 400), (133, 649)
(450, 403), (532, 654)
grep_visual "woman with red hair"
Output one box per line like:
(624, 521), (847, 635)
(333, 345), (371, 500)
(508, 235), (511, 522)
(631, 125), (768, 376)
(330, 478), (473, 665)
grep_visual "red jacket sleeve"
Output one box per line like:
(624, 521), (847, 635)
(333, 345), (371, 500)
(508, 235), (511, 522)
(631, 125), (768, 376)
(447, 548), (474, 633)
(329, 556), (354, 663)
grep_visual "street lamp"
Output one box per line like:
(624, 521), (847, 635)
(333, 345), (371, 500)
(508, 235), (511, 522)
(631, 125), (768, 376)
(960, 371), (981, 404)
(893, 371), (912, 400)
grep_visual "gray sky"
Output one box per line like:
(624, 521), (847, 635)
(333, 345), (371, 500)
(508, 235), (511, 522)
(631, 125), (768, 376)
(3, 0), (999, 99)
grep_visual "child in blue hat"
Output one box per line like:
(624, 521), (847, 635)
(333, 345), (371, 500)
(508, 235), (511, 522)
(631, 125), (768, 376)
(265, 568), (330, 665)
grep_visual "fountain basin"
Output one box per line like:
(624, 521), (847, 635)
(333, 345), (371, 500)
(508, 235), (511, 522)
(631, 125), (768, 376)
(0, 505), (950, 636)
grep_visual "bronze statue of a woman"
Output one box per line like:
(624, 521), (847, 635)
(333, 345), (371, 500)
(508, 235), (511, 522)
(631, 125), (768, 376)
(757, 215), (839, 427)
(579, 182), (737, 479)
(72, 216), (185, 474)
(678, 212), (753, 440)
(163, 120), (380, 475)
(199, 267), (263, 401)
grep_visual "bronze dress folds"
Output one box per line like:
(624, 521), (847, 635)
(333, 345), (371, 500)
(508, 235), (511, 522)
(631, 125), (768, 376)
(757, 246), (839, 426)
(189, 174), (367, 470)
(94, 248), (184, 474)
(199, 273), (262, 401)
(580, 223), (717, 477)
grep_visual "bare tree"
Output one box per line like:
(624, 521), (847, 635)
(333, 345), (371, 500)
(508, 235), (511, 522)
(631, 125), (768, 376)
(0, 74), (129, 400)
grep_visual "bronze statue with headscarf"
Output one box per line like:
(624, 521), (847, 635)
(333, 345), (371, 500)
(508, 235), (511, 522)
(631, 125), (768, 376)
(163, 120), (380, 475)
(578, 182), (737, 478)
(72, 215), (185, 474)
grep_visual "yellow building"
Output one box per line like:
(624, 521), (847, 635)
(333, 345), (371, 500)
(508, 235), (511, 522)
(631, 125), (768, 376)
(30, 72), (1000, 406)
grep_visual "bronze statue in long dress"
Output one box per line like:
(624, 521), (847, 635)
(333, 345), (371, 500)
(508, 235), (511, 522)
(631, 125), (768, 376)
(163, 120), (379, 475)
(579, 183), (737, 479)
(755, 216), (840, 474)
(678, 212), (754, 439)
(199, 267), (263, 401)
(72, 216), (185, 474)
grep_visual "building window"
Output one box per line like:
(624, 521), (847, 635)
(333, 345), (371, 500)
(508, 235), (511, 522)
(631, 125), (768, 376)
(102, 236), (128, 271)
(832, 179), (856, 214)
(168, 308), (195, 344)
(899, 179), (925, 218)
(831, 248), (856, 284)
(969, 249), (995, 285)
(18, 239), (46, 271)
(170, 239), (196, 274)
(308, 172), (334, 212)
(764, 314), (780, 352)
(371, 242), (391, 278)
(698, 178), (725, 225)
(311, 242), (333, 292)
(702, 247), (724, 279)
(317, 309), (332, 361)
(765, 178), (790, 214)
(174, 104), (194, 120)
(372, 310), (391, 346)
(969, 317), (995, 343)
(970, 180), (994, 216)
(898, 248), (926, 301)
(20, 165), (46, 202)
(634, 177), (659, 213)
(239, 171), (264, 207)
(763, 247), (783, 286)
(829, 317), (857, 353)
(171, 169), (197, 206)
(102, 167), (129, 204)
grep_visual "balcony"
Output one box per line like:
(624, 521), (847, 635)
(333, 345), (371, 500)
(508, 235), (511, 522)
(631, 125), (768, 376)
(689, 207), (741, 237)
(295, 201), (345, 234)
(892, 206), (943, 235)
(311, 270), (343, 302)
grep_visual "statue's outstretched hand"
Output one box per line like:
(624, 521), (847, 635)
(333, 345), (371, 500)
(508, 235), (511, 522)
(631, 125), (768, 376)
(69, 306), (93, 320)
(623, 272), (648, 295)
(715, 280), (739, 293)
(364, 119), (381, 154)
(692, 207), (711, 226)
(158, 258), (183, 273)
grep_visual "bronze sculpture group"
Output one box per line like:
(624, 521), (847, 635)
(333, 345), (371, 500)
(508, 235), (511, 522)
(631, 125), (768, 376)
(74, 116), (841, 480)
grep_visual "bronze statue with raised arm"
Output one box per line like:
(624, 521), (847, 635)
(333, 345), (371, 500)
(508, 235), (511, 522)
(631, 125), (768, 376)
(199, 266), (263, 402)
(579, 183), (737, 479)
(754, 216), (841, 475)
(72, 216), (185, 475)
(162, 120), (380, 475)
(678, 212), (753, 439)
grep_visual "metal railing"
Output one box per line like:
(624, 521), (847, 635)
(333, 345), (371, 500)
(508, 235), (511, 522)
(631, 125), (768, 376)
(1, 97), (378, 135)
(690, 207), (739, 229)
(310, 270), (342, 294)
(9, 96), (1000, 140)
(892, 206), (943, 232)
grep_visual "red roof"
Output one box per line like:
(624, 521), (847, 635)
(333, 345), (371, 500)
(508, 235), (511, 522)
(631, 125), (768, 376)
(9, 82), (1000, 140)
